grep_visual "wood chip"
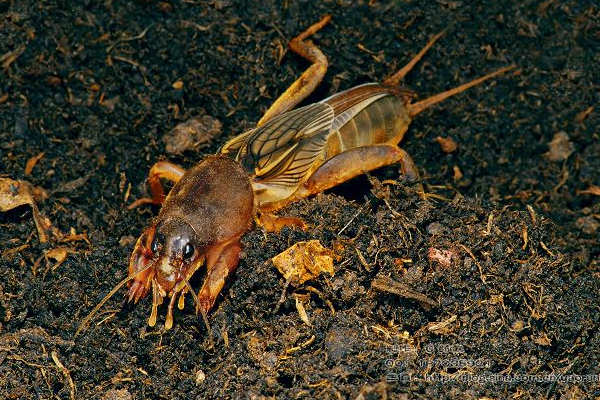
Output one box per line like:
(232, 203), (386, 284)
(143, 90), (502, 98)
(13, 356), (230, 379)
(24, 152), (45, 175)
(52, 176), (89, 194)
(372, 275), (437, 309)
(427, 315), (458, 335)
(453, 165), (463, 181)
(574, 106), (594, 123)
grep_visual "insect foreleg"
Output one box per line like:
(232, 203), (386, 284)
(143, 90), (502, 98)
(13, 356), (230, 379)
(128, 161), (186, 209)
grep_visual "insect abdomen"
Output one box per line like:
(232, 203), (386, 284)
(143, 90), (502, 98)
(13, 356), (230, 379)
(325, 95), (411, 159)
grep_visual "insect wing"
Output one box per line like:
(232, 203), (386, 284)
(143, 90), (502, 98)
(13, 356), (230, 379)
(220, 83), (410, 188)
(222, 102), (335, 186)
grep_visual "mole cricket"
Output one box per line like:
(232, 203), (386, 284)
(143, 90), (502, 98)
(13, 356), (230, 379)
(76, 15), (514, 335)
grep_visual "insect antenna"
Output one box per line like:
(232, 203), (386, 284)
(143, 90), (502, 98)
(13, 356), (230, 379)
(183, 279), (215, 350)
(75, 261), (154, 337)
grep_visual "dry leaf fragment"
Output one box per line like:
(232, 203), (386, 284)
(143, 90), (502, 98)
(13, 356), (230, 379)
(163, 114), (222, 154)
(544, 131), (574, 162)
(435, 136), (458, 153)
(32, 246), (72, 275)
(46, 247), (71, 270)
(1, 45), (26, 69)
(578, 185), (600, 197)
(510, 320), (526, 332)
(532, 332), (552, 346)
(172, 80), (183, 89)
(0, 178), (53, 242)
(272, 240), (335, 286)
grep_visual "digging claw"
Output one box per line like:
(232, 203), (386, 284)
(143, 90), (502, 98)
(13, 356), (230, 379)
(127, 280), (147, 303)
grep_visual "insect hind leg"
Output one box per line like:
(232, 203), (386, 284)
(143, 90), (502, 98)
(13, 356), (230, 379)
(302, 145), (420, 192)
(384, 31), (445, 86)
(260, 144), (419, 213)
(257, 15), (332, 127)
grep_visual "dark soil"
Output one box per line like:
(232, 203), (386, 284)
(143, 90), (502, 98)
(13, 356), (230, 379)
(1, 1), (599, 399)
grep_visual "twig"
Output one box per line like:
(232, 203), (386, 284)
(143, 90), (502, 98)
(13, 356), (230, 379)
(372, 275), (437, 309)
(51, 351), (76, 400)
(107, 25), (153, 52)
(112, 56), (150, 86)
(273, 278), (291, 314)
(459, 243), (487, 284)
(337, 201), (369, 235)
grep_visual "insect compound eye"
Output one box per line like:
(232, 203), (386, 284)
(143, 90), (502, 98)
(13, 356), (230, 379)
(183, 243), (195, 259)
(151, 236), (160, 253)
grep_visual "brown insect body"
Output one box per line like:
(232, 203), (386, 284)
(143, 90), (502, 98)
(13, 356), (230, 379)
(127, 156), (253, 329)
(124, 84), (415, 330)
(76, 16), (514, 335)
(324, 87), (412, 151)
(222, 84), (413, 211)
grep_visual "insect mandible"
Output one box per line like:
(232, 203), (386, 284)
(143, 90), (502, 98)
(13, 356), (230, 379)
(76, 15), (514, 334)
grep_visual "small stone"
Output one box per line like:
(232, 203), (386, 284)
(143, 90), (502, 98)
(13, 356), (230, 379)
(428, 247), (455, 268)
(575, 216), (599, 234)
(511, 320), (526, 332)
(195, 370), (206, 385)
(172, 79), (183, 89)
(426, 222), (445, 235)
